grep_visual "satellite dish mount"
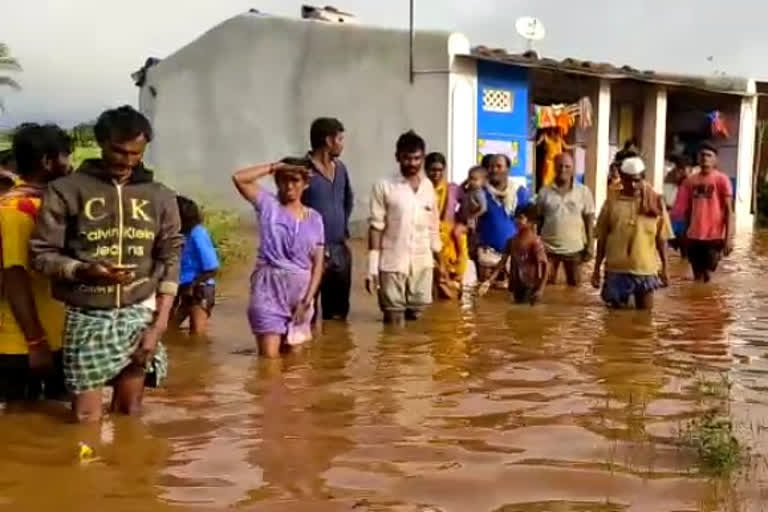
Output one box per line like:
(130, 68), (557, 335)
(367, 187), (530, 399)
(515, 16), (546, 52)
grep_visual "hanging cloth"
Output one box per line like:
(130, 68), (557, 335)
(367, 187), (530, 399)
(708, 110), (730, 138)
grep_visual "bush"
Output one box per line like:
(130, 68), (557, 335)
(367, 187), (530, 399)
(72, 146), (100, 169)
(202, 207), (248, 268)
(681, 410), (746, 477)
(677, 373), (748, 478)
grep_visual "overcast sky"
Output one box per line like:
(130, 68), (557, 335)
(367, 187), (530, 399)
(1, 0), (767, 128)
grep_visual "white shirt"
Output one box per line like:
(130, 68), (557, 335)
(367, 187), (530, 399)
(369, 173), (441, 273)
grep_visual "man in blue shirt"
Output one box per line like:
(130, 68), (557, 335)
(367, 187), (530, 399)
(303, 118), (354, 321)
(476, 154), (532, 285)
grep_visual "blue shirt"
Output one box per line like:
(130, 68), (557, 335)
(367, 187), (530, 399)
(179, 224), (219, 285)
(302, 158), (353, 245)
(477, 185), (532, 252)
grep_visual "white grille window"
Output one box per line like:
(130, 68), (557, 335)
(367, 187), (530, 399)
(482, 88), (514, 113)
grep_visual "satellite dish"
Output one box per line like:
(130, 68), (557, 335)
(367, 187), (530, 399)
(515, 16), (546, 50)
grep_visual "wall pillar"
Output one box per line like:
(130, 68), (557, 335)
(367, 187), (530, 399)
(447, 34), (476, 184)
(585, 79), (611, 210)
(641, 86), (667, 192)
(735, 85), (757, 231)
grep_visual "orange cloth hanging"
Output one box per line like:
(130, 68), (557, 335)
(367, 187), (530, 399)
(556, 111), (574, 136)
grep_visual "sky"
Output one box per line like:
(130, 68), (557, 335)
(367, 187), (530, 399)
(2, 0), (768, 128)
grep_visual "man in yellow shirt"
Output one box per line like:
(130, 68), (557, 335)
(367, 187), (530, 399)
(591, 156), (672, 310)
(0, 124), (72, 402)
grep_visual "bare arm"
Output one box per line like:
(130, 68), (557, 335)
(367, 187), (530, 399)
(303, 247), (325, 304)
(232, 162), (277, 203)
(724, 197), (735, 245)
(533, 242), (548, 294)
(535, 259), (549, 294)
(655, 216), (669, 283)
(583, 212), (595, 256)
(153, 294), (175, 332)
(591, 203), (609, 286)
(5, 267), (45, 342)
(484, 240), (512, 285)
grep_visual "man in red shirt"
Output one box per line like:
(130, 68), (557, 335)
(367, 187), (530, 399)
(672, 141), (734, 282)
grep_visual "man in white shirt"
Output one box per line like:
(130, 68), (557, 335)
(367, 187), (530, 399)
(366, 131), (441, 326)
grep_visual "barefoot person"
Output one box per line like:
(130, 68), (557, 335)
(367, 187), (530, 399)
(174, 196), (219, 336)
(671, 142), (734, 282)
(232, 158), (325, 358)
(591, 157), (672, 310)
(538, 152), (595, 286)
(303, 118), (354, 321)
(479, 204), (548, 305)
(366, 131), (441, 325)
(30, 106), (182, 422)
(0, 124), (72, 403)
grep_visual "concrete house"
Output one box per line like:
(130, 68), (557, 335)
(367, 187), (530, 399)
(135, 8), (764, 232)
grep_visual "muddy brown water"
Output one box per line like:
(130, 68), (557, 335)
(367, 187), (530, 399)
(4, 234), (768, 512)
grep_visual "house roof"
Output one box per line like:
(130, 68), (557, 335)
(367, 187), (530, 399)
(469, 46), (753, 96)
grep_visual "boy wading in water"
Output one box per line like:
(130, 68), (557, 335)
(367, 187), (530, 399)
(478, 204), (548, 305)
(366, 131), (442, 326)
(173, 196), (219, 336)
(30, 106), (183, 422)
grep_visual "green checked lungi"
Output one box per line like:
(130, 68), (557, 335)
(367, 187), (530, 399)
(63, 304), (168, 393)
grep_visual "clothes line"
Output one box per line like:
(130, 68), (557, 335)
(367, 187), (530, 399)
(532, 96), (593, 133)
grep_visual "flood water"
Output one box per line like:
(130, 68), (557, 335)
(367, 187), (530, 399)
(4, 233), (768, 511)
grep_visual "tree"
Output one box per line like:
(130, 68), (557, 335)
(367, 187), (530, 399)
(72, 122), (96, 146)
(0, 43), (22, 114)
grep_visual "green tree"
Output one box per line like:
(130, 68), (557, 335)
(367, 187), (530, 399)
(71, 122), (96, 146)
(0, 43), (22, 114)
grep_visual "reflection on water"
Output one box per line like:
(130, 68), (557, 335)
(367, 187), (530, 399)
(3, 233), (768, 511)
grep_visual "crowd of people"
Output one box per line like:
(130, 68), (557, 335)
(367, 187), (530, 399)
(0, 108), (736, 424)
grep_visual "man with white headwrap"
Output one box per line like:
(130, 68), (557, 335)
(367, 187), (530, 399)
(591, 156), (672, 310)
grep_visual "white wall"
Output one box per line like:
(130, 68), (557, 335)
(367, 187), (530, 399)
(641, 86), (668, 192)
(448, 50), (476, 184)
(585, 79), (611, 210)
(736, 86), (757, 230)
(138, 13), (453, 234)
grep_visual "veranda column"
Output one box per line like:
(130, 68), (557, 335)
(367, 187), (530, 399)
(641, 86), (667, 192)
(735, 84), (757, 232)
(585, 79), (611, 211)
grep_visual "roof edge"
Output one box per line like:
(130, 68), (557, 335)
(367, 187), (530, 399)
(467, 47), (754, 96)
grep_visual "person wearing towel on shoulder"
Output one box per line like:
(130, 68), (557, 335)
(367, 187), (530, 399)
(475, 154), (532, 287)
(591, 156), (672, 310)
